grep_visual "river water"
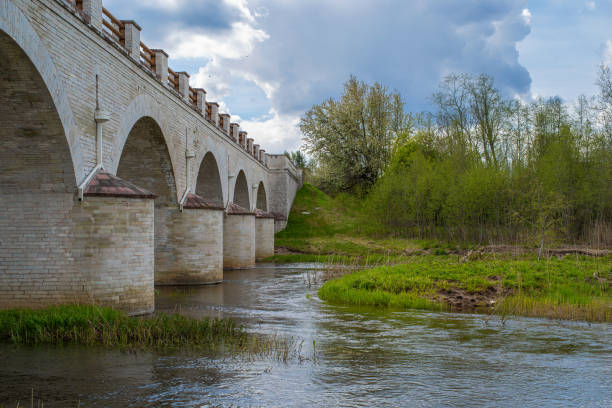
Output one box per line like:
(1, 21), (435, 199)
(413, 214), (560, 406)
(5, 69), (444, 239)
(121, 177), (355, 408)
(1, 263), (611, 407)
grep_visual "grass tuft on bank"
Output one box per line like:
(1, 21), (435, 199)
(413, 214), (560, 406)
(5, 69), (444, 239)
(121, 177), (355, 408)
(0, 305), (245, 350)
(318, 255), (612, 322)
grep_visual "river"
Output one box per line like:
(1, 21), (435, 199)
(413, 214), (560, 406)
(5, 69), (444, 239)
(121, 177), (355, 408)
(1, 263), (611, 407)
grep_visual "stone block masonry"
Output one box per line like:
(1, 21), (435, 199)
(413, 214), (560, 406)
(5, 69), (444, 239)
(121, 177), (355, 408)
(0, 192), (155, 315)
(223, 204), (256, 268)
(155, 206), (224, 285)
(255, 217), (275, 260)
(72, 196), (155, 315)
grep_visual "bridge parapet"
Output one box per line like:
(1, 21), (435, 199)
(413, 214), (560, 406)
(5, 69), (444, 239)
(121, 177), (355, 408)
(70, 0), (265, 165)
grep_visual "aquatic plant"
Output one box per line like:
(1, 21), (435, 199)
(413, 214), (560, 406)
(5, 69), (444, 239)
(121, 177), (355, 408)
(0, 305), (245, 350)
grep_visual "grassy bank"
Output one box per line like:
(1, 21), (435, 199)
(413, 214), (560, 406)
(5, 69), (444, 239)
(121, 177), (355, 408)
(273, 183), (455, 263)
(0, 305), (246, 350)
(318, 255), (612, 322)
(0, 305), (305, 360)
(277, 184), (612, 322)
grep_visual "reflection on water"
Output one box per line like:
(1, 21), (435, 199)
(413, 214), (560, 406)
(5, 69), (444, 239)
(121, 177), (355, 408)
(1, 263), (611, 407)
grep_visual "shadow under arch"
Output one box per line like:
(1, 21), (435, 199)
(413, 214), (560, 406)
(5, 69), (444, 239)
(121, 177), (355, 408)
(233, 170), (250, 209)
(195, 151), (223, 207)
(117, 116), (180, 283)
(0, 0), (82, 182)
(117, 116), (178, 206)
(0, 28), (78, 308)
(256, 181), (267, 211)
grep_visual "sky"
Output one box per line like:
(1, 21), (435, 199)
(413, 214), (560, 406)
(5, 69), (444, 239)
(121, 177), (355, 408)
(104, 0), (612, 154)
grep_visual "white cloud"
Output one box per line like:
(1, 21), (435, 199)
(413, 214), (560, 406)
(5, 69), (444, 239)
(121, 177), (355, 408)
(191, 62), (233, 102)
(224, 0), (256, 22)
(521, 8), (532, 24)
(140, 0), (183, 10)
(239, 111), (302, 153)
(585, 1), (596, 10)
(108, 0), (535, 154)
(167, 22), (268, 60)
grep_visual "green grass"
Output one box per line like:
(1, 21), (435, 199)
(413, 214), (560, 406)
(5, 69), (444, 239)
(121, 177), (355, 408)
(0, 305), (306, 361)
(277, 183), (364, 239)
(318, 255), (612, 322)
(0, 305), (246, 350)
(278, 184), (612, 322)
(273, 183), (468, 261)
(265, 253), (414, 265)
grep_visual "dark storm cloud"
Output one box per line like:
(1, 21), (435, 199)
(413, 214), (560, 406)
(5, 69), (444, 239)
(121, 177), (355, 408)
(238, 0), (532, 113)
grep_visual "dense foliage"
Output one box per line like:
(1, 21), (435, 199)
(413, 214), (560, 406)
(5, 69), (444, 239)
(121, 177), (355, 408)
(301, 76), (408, 194)
(302, 70), (612, 246)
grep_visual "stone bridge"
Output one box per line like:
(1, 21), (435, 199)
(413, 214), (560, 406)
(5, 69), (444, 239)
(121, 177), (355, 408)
(0, 0), (301, 314)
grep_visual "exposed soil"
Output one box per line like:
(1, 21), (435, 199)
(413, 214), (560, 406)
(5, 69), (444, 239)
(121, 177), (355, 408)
(274, 246), (305, 255)
(436, 277), (507, 311)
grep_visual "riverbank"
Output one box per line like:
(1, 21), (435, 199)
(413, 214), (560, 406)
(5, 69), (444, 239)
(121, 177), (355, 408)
(272, 183), (612, 322)
(318, 255), (612, 322)
(0, 305), (246, 350)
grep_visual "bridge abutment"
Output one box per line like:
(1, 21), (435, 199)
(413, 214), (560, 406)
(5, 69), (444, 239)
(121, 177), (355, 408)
(0, 192), (81, 310)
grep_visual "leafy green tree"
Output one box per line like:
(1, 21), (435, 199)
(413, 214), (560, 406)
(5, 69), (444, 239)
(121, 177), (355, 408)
(363, 70), (612, 245)
(284, 150), (307, 169)
(300, 76), (408, 194)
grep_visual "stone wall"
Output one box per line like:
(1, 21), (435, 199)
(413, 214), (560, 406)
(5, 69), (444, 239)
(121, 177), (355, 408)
(0, 193), (155, 315)
(267, 155), (302, 231)
(0, 24), (83, 310)
(0, 192), (80, 309)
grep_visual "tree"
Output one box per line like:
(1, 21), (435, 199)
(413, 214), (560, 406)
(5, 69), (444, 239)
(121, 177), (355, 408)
(300, 76), (407, 194)
(284, 150), (307, 168)
(596, 64), (612, 145)
(468, 74), (508, 167)
(432, 73), (509, 167)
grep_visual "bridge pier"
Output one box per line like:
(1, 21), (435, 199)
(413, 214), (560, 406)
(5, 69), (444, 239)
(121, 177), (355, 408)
(223, 204), (256, 269)
(255, 210), (275, 260)
(76, 172), (156, 315)
(154, 194), (224, 285)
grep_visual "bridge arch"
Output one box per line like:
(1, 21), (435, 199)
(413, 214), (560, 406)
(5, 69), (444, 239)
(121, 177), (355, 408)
(116, 115), (180, 283)
(0, 11), (80, 308)
(256, 181), (267, 211)
(233, 170), (250, 209)
(195, 151), (224, 207)
(112, 94), (178, 186)
(0, 0), (82, 181)
(116, 115), (178, 205)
